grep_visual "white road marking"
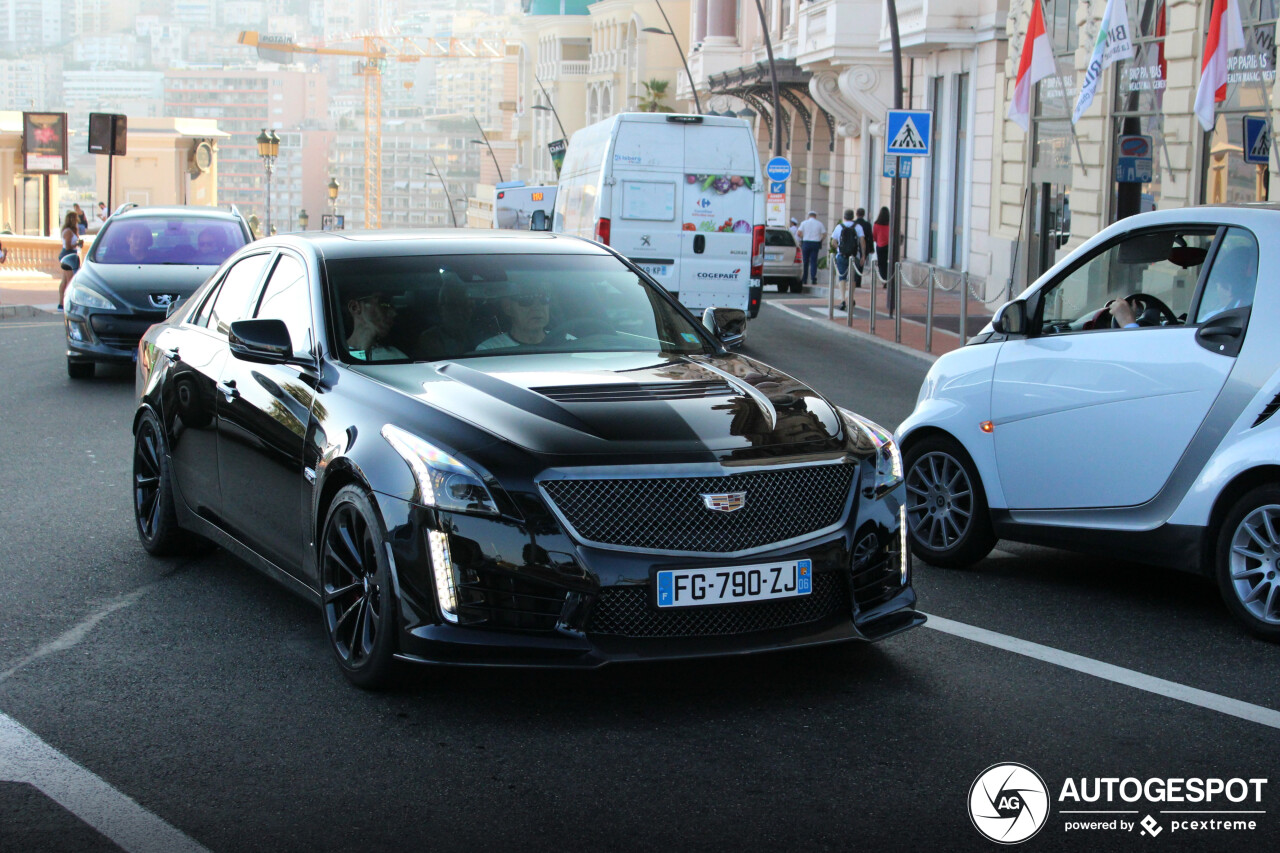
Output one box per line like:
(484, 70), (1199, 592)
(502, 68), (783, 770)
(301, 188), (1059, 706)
(924, 614), (1280, 731)
(0, 711), (210, 853)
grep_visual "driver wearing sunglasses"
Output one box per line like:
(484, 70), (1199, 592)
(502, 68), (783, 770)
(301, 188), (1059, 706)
(476, 285), (574, 350)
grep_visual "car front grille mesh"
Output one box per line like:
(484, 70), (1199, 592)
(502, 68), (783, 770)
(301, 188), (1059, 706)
(586, 572), (849, 638)
(540, 463), (856, 553)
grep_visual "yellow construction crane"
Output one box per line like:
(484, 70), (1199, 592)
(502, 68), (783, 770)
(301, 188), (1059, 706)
(238, 30), (505, 228)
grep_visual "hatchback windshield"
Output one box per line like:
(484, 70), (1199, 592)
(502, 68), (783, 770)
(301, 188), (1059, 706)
(91, 217), (246, 266)
(327, 253), (713, 363)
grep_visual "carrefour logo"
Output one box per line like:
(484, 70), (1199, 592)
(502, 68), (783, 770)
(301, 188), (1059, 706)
(696, 198), (712, 208)
(696, 269), (741, 280)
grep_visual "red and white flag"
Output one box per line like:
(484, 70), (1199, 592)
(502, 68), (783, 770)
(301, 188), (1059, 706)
(1008, 0), (1056, 131)
(1194, 0), (1247, 132)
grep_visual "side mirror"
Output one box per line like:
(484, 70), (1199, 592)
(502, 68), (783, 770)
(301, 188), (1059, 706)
(529, 209), (550, 232)
(228, 318), (294, 364)
(991, 299), (1028, 336)
(702, 306), (747, 349)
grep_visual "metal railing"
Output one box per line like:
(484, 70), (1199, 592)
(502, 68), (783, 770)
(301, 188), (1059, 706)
(823, 251), (995, 353)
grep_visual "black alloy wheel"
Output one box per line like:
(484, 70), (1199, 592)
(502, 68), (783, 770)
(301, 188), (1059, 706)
(321, 485), (398, 688)
(903, 435), (996, 568)
(133, 411), (190, 555)
(1216, 484), (1280, 641)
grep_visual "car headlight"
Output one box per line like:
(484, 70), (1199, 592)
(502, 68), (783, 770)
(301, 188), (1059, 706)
(381, 424), (499, 515)
(837, 408), (903, 498)
(66, 280), (117, 310)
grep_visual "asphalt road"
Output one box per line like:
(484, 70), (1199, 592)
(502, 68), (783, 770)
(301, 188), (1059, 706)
(1, 302), (1276, 853)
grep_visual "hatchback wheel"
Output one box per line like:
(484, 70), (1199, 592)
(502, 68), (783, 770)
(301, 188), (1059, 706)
(1216, 485), (1280, 641)
(133, 411), (191, 555)
(321, 486), (398, 688)
(903, 436), (996, 568)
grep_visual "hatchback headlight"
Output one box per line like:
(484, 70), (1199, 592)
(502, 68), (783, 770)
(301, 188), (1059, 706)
(837, 408), (903, 498)
(66, 280), (117, 310)
(381, 424), (499, 515)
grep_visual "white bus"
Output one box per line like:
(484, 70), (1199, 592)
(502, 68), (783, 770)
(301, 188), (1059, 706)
(550, 113), (765, 318)
(493, 183), (557, 230)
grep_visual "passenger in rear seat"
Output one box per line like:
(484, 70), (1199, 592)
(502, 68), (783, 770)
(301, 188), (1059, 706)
(416, 279), (474, 360)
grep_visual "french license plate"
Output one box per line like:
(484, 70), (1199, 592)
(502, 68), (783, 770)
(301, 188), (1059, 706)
(765, 252), (781, 261)
(639, 264), (668, 277)
(655, 559), (812, 608)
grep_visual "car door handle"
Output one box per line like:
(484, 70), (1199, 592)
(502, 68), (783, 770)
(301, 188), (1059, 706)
(1199, 324), (1242, 339)
(217, 379), (238, 401)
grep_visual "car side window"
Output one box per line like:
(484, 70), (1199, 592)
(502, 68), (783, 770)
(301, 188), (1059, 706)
(1194, 228), (1258, 324)
(207, 253), (272, 336)
(1037, 228), (1214, 335)
(254, 253), (313, 359)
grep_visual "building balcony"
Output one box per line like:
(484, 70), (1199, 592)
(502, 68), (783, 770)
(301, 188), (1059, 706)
(877, 0), (1007, 52)
(795, 0), (882, 67)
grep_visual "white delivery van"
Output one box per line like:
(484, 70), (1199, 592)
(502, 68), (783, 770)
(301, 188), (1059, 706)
(551, 113), (765, 317)
(493, 182), (557, 230)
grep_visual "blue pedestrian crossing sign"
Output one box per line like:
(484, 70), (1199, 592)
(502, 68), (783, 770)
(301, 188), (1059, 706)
(885, 110), (932, 157)
(1244, 116), (1271, 165)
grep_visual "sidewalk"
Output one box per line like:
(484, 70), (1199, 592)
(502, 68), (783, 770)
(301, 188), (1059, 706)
(0, 272), (60, 317)
(769, 278), (994, 362)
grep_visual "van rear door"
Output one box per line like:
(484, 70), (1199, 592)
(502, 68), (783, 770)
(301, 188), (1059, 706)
(608, 126), (684, 294)
(678, 124), (759, 315)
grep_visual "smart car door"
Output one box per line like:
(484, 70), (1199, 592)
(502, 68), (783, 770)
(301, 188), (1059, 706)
(989, 226), (1247, 510)
(215, 251), (317, 579)
(164, 252), (273, 523)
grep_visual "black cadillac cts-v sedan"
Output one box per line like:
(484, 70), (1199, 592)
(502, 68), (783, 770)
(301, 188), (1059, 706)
(133, 230), (923, 687)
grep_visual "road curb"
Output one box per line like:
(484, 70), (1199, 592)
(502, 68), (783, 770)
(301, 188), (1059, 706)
(0, 304), (54, 320)
(764, 299), (939, 365)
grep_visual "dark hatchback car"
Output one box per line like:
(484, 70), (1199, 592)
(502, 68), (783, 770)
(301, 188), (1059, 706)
(65, 205), (250, 378)
(133, 230), (922, 686)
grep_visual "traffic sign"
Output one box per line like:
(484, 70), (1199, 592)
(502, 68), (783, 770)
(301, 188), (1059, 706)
(1115, 134), (1152, 183)
(882, 155), (912, 179)
(769, 180), (787, 194)
(1244, 116), (1271, 165)
(885, 110), (932, 157)
(766, 156), (792, 181)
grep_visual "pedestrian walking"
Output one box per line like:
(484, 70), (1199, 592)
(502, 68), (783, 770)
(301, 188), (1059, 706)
(96, 202), (107, 225)
(788, 217), (799, 240)
(873, 206), (892, 315)
(830, 209), (859, 312)
(73, 203), (88, 235)
(795, 211), (825, 287)
(852, 208), (873, 289)
(58, 210), (82, 310)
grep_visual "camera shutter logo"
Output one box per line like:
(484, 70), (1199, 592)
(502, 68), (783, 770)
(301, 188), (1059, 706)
(968, 763), (1050, 844)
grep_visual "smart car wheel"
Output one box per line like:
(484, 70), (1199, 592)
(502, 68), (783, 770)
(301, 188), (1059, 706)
(1216, 485), (1280, 641)
(321, 485), (399, 688)
(133, 411), (191, 556)
(903, 436), (996, 568)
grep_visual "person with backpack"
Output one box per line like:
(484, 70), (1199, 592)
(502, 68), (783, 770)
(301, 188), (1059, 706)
(852, 208), (873, 289)
(830, 209), (859, 311)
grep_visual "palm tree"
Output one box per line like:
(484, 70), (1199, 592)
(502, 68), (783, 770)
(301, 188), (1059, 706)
(637, 79), (675, 113)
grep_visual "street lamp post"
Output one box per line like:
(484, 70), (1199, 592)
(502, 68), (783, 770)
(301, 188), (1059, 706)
(327, 177), (340, 227)
(298, 209), (309, 231)
(470, 115), (504, 183)
(531, 73), (568, 140)
(642, 0), (702, 115)
(256, 128), (280, 236)
(426, 154), (459, 227)
(751, 1), (783, 157)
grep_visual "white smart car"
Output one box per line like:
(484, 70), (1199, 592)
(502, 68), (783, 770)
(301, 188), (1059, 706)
(897, 206), (1279, 638)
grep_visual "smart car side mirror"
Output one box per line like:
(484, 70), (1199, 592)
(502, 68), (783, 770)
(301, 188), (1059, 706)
(991, 299), (1027, 335)
(228, 318), (294, 364)
(529, 209), (550, 232)
(702, 306), (746, 349)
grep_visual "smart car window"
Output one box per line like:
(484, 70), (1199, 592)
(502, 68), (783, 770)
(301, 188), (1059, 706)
(1194, 228), (1258, 324)
(324, 253), (711, 363)
(207, 253), (271, 336)
(90, 217), (246, 265)
(255, 254), (313, 359)
(1038, 228), (1214, 334)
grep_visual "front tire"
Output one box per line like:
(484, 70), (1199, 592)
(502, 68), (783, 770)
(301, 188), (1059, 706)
(903, 435), (996, 568)
(320, 485), (399, 688)
(1215, 485), (1280, 641)
(68, 359), (94, 380)
(133, 411), (191, 555)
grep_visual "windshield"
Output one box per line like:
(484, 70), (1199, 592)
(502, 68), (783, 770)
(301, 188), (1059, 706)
(91, 217), (246, 266)
(326, 252), (714, 363)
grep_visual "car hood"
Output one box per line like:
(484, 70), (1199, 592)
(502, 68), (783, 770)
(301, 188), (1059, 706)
(81, 261), (220, 311)
(353, 352), (846, 458)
